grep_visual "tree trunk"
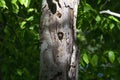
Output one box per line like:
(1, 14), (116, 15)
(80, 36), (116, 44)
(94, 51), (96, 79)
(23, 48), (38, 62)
(40, 0), (79, 80)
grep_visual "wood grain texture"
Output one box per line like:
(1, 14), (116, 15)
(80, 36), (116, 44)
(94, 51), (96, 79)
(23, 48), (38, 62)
(40, 0), (79, 80)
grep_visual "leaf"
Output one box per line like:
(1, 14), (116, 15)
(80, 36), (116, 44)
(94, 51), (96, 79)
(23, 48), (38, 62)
(27, 8), (34, 13)
(17, 69), (23, 76)
(84, 3), (95, 12)
(80, 58), (86, 67)
(18, 0), (24, 5)
(91, 54), (98, 67)
(26, 16), (34, 21)
(108, 51), (115, 63)
(24, 0), (29, 8)
(117, 57), (120, 64)
(84, 3), (92, 12)
(97, 0), (101, 4)
(11, 0), (17, 4)
(95, 15), (101, 23)
(109, 23), (115, 30)
(29, 26), (34, 30)
(12, 3), (19, 13)
(108, 16), (120, 23)
(20, 21), (26, 29)
(83, 53), (89, 64)
(0, 0), (7, 8)
(18, 0), (30, 8)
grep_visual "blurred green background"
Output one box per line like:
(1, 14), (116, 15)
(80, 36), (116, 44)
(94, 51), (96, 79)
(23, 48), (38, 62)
(0, 0), (120, 80)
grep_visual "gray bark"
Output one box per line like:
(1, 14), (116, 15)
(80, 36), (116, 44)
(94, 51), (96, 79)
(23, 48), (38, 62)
(40, 0), (79, 80)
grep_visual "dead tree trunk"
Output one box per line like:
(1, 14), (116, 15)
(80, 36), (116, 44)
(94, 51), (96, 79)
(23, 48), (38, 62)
(40, 0), (79, 80)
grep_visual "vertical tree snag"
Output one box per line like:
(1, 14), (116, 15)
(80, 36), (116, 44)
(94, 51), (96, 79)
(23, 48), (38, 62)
(40, 0), (79, 80)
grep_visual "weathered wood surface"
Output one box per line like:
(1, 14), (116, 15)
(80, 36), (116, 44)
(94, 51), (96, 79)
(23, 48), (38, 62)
(40, 0), (79, 80)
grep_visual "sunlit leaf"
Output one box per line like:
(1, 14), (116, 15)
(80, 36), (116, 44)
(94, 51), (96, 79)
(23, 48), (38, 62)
(109, 23), (115, 30)
(29, 26), (34, 30)
(24, 0), (29, 8)
(109, 16), (120, 23)
(80, 58), (86, 67)
(0, 0), (7, 8)
(108, 51), (115, 63)
(11, 0), (17, 4)
(27, 8), (34, 13)
(18, 0), (24, 5)
(19, 0), (30, 8)
(83, 53), (89, 64)
(12, 3), (19, 13)
(95, 15), (101, 22)
(20, 21), (26, 29)
(26, 16), (34, 21)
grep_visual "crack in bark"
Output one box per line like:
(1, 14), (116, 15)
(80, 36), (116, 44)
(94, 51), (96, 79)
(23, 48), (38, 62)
(64, 2), (73, 9)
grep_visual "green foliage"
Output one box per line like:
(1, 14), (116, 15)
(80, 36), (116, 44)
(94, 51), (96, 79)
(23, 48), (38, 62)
(91, 54), (98, 67)
(82, 53), (89, 64)
(108, 51), (115, 63)
(0, 0), (41, 80)
(18, 0), (31, 8)
(78, 0), (120, 80)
